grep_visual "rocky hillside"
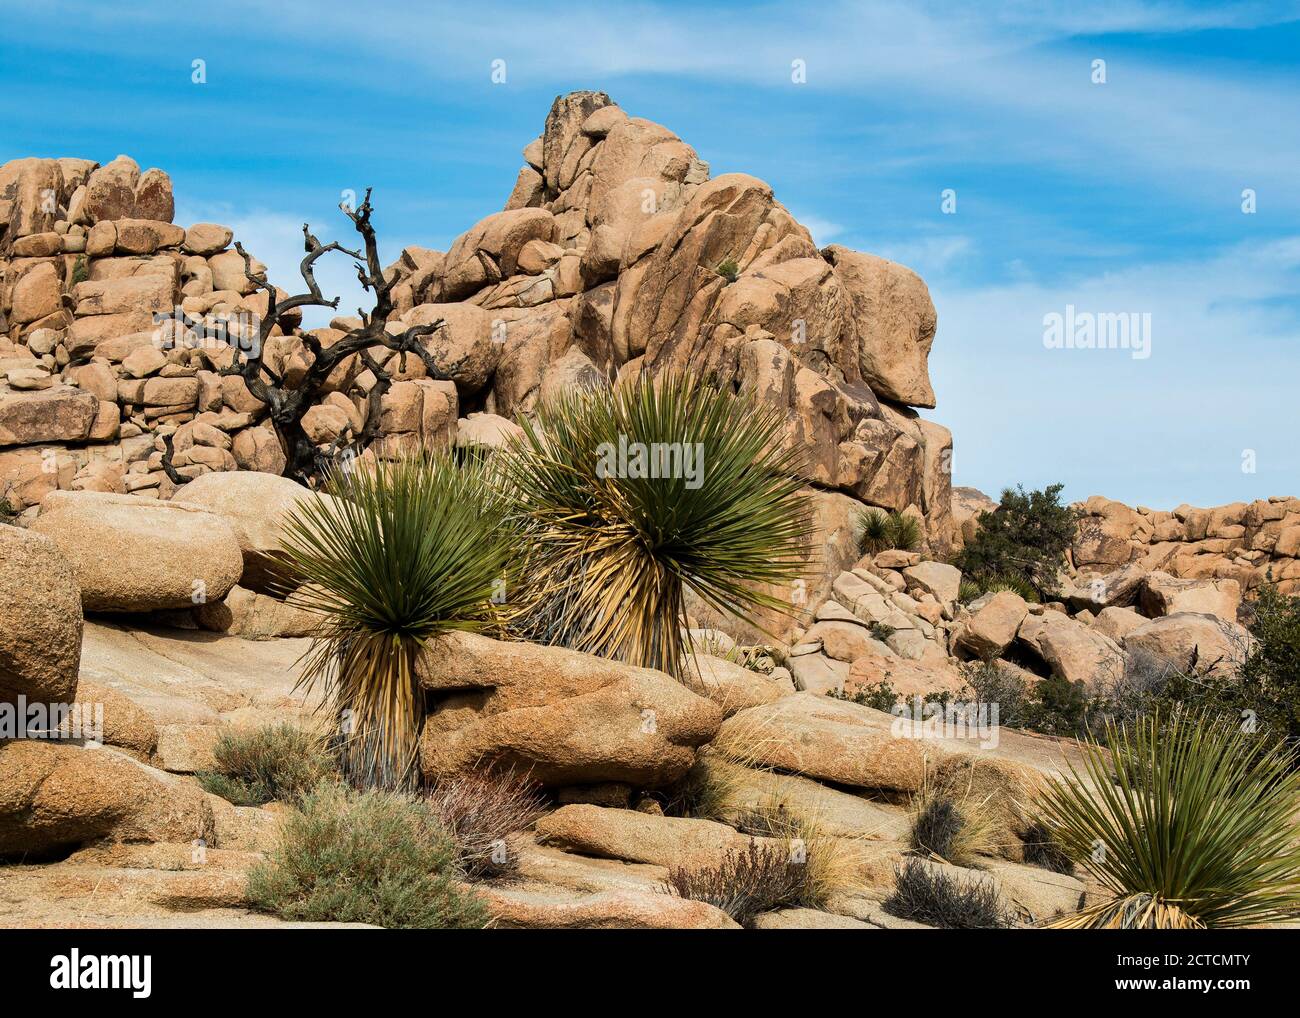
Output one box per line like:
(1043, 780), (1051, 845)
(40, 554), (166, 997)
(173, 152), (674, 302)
(1, 91), (1296, 931)
(2, 92), (949, 609)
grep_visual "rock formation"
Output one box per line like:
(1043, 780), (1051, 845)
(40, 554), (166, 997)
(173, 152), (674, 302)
(2, 92), (952, 599)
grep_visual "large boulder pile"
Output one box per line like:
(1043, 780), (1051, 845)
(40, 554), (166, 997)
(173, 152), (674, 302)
(1069, 495), (1300, 596)
(2, 93), (954, 627)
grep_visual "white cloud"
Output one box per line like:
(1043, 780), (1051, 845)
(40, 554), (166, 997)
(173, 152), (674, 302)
(876, 234), (974, 276)
(787, 211), (845, 245)
(927, 236), (1300, 507)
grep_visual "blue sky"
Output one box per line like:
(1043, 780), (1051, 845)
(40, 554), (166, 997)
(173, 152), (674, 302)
(2, 1), (1298, 509)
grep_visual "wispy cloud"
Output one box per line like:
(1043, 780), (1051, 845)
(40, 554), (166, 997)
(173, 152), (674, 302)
(929, 236), (1300, 507)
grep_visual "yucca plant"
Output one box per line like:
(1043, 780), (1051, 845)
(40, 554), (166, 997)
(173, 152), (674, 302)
(500, 373), (809, 678)
(277, 451), (513, 791)
(856, 507), (921, 556)
(1039, 709), (1300, 928)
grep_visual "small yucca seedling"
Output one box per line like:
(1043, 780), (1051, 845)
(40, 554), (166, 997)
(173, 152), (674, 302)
(856, 508), (921, 555)
(715, 257), (740, 283)
(501, 373), (809, 678)
(277, 451), (513, 791)
(983, 572), (1041, 603)
(1039, 709), (1300, 928)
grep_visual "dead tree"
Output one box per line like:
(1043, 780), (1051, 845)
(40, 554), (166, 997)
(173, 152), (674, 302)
(163, 189), (463, 486)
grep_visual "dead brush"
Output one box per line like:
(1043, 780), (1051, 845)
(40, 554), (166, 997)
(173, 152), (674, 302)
(423, 768), (545, 879)
(662, 840), (814, 926)
(883, 859), (1013, 929)
(728, 793), (861, 906)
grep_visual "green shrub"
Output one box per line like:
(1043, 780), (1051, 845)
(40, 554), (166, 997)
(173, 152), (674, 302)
(828, 680), (902, 713)
(868, 621), (896, 643)
(1238, 583), (1300, 744)
(70, 254), (88, 286)
(959, 660), (1093, 739)
(247, 782), (488, 929)
(856, 508), (921, 556)
(278, 450), (513, 790)
(0, 491), (17, 523)
(883, 861), (1011, 929)
(1039, 709), (1300, 928)
(501, 373), (808, 678)
(715, 257), (740, 283)
(197, 724), (335, 806)
(954, 483), (1078, 599)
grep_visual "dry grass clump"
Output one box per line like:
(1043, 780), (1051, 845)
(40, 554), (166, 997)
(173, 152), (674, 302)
(727, 794), (860, 907)
(1020, 819), (1075, 875)
(423, 769), (546, 879)
(930, 753), (1050, 862)
(907, 791), (997, 867)
(883, 860), (1013, 929)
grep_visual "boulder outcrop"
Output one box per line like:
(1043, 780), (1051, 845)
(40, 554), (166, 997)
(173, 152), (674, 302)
(417, 631), (723, 787)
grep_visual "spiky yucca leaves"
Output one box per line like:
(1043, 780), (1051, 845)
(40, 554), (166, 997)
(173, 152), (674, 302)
(856, 507), (921, 555)
(1039, 709), (1300, 929)
(501, 374), (809, 678)
(277, 452), (513, 791)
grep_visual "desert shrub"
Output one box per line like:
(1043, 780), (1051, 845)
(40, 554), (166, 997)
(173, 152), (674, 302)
(955, 483), (1078, 599)
(828, 679), (902, 713)
(959, 660), (1094, 739)
(0, 491), (17, 522)
(882, 860), (1011, 929)
(663, 757), (739, 822)
(247, 782), (488, 929)
(958, 659), (1034, 727)
(423, 769), (545, 879)
(277, 451), (513, 790)
(501, 373), (809, 678)
(70, 254), (88, 285)
(1028, 673), (1092, 737)
(1238, 583), (1300, 744)
(715, 256), (740, 282)
(868, 621), (896, 643)
(726, 797), (859, 906)
(856, 508), (921, 556)
(1021, 820), (1075, 874)
(1039, 709), (1300, 928)
(663, 841), (817, 926)
(908, 792), (995, 867)
(197, 724), (335, 806)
